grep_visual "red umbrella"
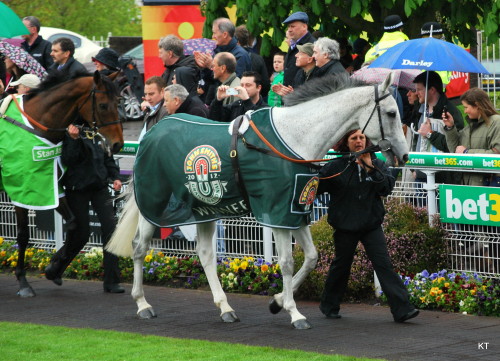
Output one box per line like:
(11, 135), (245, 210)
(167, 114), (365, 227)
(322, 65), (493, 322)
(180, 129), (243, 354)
(0, 40), (47, 79)
(352, 66), (421, 90)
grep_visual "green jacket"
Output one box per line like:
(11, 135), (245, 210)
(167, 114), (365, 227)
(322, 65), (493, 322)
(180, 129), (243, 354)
(445, 114), (500, 186)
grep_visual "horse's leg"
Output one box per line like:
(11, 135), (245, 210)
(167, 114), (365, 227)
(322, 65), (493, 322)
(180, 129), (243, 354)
(271, 224), (318, 316)
(14, 207), (35, 297)
(270, 228), (311, 329)
(132, 215), (157, 318)
(196, 222), (239, 322)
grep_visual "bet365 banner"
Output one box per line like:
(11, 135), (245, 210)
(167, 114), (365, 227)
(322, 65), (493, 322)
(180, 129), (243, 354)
(439, 185), (500, 226)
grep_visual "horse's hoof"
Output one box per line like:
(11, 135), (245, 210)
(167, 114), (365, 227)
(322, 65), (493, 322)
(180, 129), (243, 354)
(137, 308), (157, 319)
(269, 299), (283, 314)
(17, 287), (36, 298)
(221, 311), (240, 323)
(292, 319), (312, 330)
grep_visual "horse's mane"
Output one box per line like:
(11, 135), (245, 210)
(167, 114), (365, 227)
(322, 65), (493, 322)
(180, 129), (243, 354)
(25, 71), (118, 100)
(283, 72), (367, 107)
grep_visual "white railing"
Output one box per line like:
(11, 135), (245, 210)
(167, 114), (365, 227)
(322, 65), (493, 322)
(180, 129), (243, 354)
(1, 177), (499, 278)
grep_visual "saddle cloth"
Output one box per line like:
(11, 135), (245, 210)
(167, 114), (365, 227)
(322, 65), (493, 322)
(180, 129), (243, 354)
(0, 95), (64, 209)
(134, 108), (319, 229)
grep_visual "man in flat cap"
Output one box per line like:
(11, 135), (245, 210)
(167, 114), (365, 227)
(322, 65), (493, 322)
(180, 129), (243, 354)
(365, 14), (408, 63)
(282, 11), (316, 87)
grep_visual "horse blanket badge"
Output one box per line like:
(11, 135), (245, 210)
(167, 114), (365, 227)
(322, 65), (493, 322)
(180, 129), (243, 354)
(134, 109), (319, 229)
(0, 95), (64, 209)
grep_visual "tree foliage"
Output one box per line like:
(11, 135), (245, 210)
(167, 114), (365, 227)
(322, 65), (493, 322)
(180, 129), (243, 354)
(201, 0), (499, 56)
(5, 0), (141, 38)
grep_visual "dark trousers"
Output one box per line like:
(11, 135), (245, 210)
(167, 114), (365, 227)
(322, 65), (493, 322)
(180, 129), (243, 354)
(50, 187), (120, 285)
(320, 226), (414, 320)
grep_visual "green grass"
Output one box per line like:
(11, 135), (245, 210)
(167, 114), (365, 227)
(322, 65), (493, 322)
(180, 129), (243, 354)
(0, 321), (384, 361)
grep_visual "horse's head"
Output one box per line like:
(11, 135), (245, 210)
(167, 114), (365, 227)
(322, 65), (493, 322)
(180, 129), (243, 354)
(361, 73), (409, 167)
(79, 71), (124, 154)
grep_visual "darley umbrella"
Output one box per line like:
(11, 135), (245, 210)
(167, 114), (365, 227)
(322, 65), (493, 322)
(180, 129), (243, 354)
(0, 2), (29, 38)
(352, 67), (421, 90)
(368, 37), (489, 74)
(0, 41), (47, 79)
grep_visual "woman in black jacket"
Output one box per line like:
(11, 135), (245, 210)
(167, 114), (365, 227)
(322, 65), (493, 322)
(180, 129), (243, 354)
(318, 129), (418, 322)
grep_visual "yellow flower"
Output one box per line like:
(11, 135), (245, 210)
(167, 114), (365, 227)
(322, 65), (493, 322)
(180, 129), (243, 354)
(444, 282), (450, 288)
(240, 261), (248, 270)
(11, 261), (17, 267)
(145, 254), (152, 263)
(470, 289), (476, 295)
(0, 237), (3, 245)
(420, 296), (426, 302)
(0, 251), (6, 257)
(157, 252), (164, 258)
(261, 264), (269, 272)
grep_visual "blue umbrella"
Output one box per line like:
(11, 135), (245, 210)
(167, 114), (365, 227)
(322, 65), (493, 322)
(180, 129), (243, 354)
(369, 37), (489, 74)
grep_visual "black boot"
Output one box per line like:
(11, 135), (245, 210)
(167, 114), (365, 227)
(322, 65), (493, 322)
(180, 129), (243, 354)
(56, 197), (77, 231)
(45, 261), (63, 286)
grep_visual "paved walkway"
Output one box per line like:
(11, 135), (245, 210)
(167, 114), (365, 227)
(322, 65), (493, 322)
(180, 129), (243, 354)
(0, 274), (498, 361)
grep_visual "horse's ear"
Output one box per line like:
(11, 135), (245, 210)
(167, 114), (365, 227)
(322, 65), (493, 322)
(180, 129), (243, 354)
(93, 70), (101, 85)
(107, 71), (120, 81)
(380, 72), (395, 93)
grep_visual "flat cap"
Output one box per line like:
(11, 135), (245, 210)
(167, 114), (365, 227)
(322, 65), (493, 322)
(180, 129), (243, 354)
(296, 43), (314, 57)
(283, 11), (309, 24)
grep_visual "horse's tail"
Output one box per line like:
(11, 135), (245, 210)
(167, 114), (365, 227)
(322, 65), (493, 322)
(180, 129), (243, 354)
(106, 179), (139, 257)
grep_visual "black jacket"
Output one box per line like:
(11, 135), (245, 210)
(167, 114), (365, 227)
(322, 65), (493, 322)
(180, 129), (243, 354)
(283, 32), (316, 86)
(161, 55), (199, 86)
(318, 156), (394, 232)
(177, 95), (209, 118)
(61, 135), (120, 191)
(21, 35), (54, 70)
(244, 47), (270, 97)
(314, 59), (346, 78)
(209, 95), (268, 122)
(48, 57), (87, 77)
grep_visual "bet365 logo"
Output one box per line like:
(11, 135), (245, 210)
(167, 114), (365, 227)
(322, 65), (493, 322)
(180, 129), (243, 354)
(440, 185), (500, 226)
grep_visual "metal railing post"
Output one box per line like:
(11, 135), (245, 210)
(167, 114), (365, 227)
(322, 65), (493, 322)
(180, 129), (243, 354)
(423, 170), (437, 224)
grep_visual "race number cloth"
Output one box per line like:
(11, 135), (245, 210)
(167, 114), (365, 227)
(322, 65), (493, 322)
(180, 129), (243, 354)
(0, 95), (64, 209)
(134, 108), (319, 229)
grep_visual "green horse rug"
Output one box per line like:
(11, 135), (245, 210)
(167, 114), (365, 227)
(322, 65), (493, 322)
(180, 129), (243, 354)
(0, 95), (64, 209)
(134, 108), (319, 229)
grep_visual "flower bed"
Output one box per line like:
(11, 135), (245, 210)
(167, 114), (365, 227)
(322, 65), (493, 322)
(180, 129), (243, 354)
(383, 269), (500, 317)
(0, 237), (281, 295)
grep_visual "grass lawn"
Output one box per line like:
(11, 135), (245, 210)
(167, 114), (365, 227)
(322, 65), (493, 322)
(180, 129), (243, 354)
(0, 321), (385, 361)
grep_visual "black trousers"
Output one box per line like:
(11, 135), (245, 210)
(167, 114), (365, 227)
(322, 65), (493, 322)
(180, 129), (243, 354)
(50, 187), (120, 285)
(320, 226), (414, 320)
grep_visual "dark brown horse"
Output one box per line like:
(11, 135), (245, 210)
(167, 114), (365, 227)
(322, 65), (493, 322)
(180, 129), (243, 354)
(1, 71), (124, 297)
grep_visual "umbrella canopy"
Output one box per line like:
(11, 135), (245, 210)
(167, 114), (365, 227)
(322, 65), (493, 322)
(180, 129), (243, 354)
(0, 2), (29, 38)
(0, 41), (47, 79)
(352, 67), (422, 90)
(369, 37), (489, 74)
(182, 38), (216, 56)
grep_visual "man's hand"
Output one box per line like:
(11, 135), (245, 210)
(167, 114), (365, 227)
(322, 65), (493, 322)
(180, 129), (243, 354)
(455, 145), (467, 153)
(193, 51), (213, 69)
(67, 124), (80, 140)
(271, 83), (294, 96)
(216, 85), (231, 101)
(233, 86), (249, 101)
(0, 79), (4, 94)
(418, 118), (432, 137)
(140, 98), (149, 111)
